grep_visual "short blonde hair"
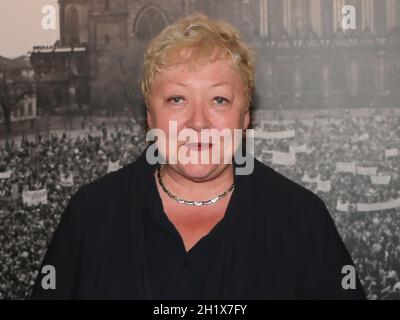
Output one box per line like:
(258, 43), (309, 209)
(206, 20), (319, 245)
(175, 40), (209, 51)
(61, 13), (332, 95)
(140, 12), (256, 108)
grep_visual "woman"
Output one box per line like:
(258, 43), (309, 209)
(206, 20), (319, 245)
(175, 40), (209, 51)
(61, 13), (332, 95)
(32, 13), (365, 299)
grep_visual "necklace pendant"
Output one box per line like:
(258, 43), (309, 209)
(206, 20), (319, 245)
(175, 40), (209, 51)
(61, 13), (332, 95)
(210, 197), (219, 204)
(157, 165), (234, 206)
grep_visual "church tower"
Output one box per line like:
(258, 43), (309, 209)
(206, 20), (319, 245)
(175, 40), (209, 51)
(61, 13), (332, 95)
(59, 0), (90, 46)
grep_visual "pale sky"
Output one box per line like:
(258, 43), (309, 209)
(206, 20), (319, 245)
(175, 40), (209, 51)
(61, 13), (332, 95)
(0, 0), (60, 58)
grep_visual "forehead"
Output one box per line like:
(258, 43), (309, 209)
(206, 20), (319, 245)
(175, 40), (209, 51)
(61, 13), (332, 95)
(153, 58), (244, 89)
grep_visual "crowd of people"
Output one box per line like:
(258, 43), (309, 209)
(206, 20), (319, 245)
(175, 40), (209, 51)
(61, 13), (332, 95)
(0, 119), (147, 299)
(252, 110), (400, 300)
(0, 111), (399, 299)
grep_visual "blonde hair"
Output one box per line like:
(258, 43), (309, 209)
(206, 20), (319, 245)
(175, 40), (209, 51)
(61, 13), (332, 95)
(140, 12), (256, 108)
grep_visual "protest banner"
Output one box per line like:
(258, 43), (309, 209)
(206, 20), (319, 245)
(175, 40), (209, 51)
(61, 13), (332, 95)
(301, 174), (320, 183)
(272, 151), (296, 166)
(356, 166), (377, 176)
(335, 162), (356, 174)
(254, 129), (296, 140)
(107, 159), (121, 173)
(337, 197), (400, 213)
(336, 200), (349, 212)
(289, 144), (308, 154)
(22, 189), (48, 207)
(385, 148), (398, 158)
(370, 175), (391, 185)
(316, 180), (331, 193)
(0, 170), (12, 179)
(356, 197), (400, 212)
(358, 133), (369, 141)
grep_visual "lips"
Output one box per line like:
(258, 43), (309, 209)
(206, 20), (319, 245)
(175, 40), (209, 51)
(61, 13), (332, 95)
(184, 142), (213, 151)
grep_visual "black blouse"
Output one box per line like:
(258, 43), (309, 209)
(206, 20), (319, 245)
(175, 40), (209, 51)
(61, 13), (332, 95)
(144, 167), (236, 299)
(31, 146), (366, 299)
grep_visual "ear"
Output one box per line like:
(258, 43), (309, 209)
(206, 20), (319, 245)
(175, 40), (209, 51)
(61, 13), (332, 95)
(243, 104), (250, 129)
(146, 105), (153, 129)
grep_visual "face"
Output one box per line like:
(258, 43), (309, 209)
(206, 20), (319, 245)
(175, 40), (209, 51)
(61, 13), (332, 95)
(147, 56), (250, 182)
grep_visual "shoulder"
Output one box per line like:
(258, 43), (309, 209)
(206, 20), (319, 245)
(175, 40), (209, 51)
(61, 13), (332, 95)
(76, 148), (151, 202)
(250, 158), (338, 250)
(77, 161), (136, 201)
(250, 161), (365, 299)
(66, 153), (150, 225)
(252, 158), (326, 217)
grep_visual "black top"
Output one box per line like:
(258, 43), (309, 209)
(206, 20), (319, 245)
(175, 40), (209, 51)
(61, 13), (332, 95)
(31, 146), (366, 299)
(144, 167), (234, 299)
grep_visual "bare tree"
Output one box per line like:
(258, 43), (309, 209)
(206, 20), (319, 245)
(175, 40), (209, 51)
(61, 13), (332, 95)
(0, 78), (33, 133)
(91, 39), (147, 118)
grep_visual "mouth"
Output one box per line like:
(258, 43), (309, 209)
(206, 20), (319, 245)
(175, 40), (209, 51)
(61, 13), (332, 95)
(184, 142), (214, 151)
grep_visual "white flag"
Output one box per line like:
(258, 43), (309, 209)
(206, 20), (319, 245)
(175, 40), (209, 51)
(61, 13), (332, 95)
(272, 151), (296, 166)
(301, 174), (320, 183)
(358, 133), (369, 141)
(316, 180), (331, 193)
(335, 162), (356, 174)
(22, 189), (48, 207)
(261, 120), (280, 129)
(132, 124), (141, 135)
(356, 166), (377, 176)
(370, 175), (391, 185)
(336, 200), (349, 212)
(385, 148), (398, 158)
(107, 159), (121, 173)
(289, 144), (308, 154)
(0, 170), (12, 179)
(261, 146), (273, 154)
(255, 129), (295, 140)
(356, 197), (400, 212)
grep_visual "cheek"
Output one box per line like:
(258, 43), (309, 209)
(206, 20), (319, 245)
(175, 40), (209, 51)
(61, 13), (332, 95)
(214, 112), (244, 129)
(151, 109), (173, 129)
(154, 116), (170, 130)
(153, 114), (187, 139)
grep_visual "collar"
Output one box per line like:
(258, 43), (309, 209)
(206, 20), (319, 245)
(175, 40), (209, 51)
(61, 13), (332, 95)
(133, 142), (256, 215)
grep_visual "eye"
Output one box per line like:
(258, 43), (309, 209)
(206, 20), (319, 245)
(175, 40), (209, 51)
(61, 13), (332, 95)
(167, 96), (185, 105)
(213, 96), (229, 105)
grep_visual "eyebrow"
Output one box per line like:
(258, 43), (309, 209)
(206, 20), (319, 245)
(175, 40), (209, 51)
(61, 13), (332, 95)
(168, 81), (187, 87)
(210, 82), (230, 88)
(168, 81), (230, 88)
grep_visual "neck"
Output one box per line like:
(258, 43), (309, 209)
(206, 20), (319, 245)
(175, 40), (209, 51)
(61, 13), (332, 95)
(156, 164), (234, 201)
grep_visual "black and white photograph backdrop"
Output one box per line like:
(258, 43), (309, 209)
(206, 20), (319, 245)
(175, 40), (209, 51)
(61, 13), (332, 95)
(0, 0), (400, 300)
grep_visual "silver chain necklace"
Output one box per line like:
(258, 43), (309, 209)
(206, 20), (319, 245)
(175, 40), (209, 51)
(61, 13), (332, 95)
(157, 164), (235, 206)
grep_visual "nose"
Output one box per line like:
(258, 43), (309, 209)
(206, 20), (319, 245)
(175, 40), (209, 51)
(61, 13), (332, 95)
(187, 102), (209, 132)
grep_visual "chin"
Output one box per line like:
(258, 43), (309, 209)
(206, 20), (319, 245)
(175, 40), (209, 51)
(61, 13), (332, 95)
(175, 163), (224, 181)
